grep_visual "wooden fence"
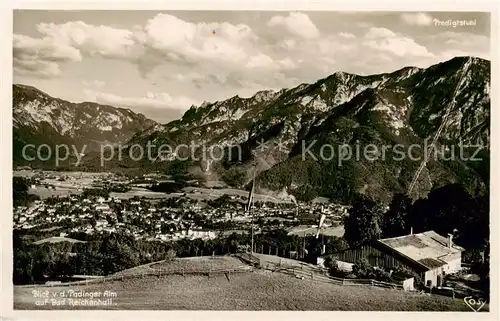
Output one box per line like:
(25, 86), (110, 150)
(259, 263), (404, 290)
(18, 265), (254, 288)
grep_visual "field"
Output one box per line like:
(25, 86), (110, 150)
(13, 256), (484, 311)
(16, 170), (301, 203)
(109, 187), (171, 199)
(28, 186), (81, 199)
(33, 236), (87, 245)
(182, 187), (294, 204)
(112, 256), (249, 278)
(150, 256), (248, 273)
(287, 225), (345, 237)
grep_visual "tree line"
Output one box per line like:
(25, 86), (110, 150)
(342, 183), (489, 296)
(343, 183), (489, 254)
(13, 177), (40, 207)
(13, 228), (347, 285)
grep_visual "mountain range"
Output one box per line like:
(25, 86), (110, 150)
(13, 84), (157, 166)
(12, 56), (490, 204)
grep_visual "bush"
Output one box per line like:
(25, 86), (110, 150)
(166, 249), (177, 261)
(391, 266), (424, 289)
(324, 258), (351, 278)
(352, 258), (371, 277)
(462, 248), (483, 264)
(325, 236), (349, 253)
(352, 259), (393, 282)
(371, 267), (392, 282)
(323, 256), (335, 268)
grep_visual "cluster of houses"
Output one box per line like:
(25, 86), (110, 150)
(13, 194), (219, 241)
(15, 187), (345, 242)
(14, 185), (350, 246)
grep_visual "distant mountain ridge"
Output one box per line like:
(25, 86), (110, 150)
(12, 56), (489, 204)
(13, 84), (157, 165)
(133, 56), (489, 146)
(128, 56), (490, 203)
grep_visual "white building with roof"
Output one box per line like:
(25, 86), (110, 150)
(322, 230), (464, 288)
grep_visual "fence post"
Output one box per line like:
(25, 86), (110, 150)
(182, 268), (185, 277)
(261, 244), (264, 254)
(276, 247), (278, 256)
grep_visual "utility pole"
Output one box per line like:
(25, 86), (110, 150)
(322, 233), (325, 255)
(250, 170), (255, 256)
(30, 257), (34, 284)
(302, 236), (306, 259)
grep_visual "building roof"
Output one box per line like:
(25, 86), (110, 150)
(377, 231), (464, 270)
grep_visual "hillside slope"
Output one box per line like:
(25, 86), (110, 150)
(14, 268), (479, 311)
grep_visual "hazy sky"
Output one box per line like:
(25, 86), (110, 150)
(13, 10), (490, 123)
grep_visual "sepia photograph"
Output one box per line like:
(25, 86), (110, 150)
(4, 5), (495, 316)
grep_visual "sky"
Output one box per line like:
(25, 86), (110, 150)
(13, 10), (491, 123)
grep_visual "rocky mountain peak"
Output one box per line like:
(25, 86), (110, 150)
(13, 84), (158, 163)
(126, 56), (489, 204)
